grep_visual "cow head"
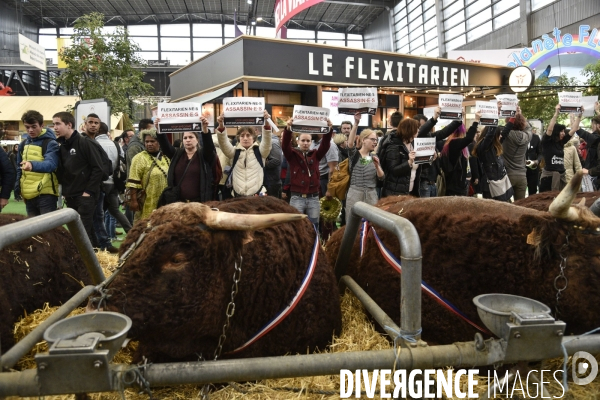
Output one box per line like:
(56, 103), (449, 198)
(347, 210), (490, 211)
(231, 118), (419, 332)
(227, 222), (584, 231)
(102, 199), (309, 359)
(520, 172), (600, 310)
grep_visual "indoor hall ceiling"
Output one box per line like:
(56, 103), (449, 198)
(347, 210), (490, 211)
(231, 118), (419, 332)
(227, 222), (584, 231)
(2, 0), (392, 34)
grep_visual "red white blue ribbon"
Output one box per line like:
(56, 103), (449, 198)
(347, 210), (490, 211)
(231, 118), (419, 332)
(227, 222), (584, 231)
(359, 219), (370, 257)
(365, 224), (490, 334)
(230, 224), (320, 354)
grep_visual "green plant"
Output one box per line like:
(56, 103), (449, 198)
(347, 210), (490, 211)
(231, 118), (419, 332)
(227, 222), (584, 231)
(55, 12), (153, 117)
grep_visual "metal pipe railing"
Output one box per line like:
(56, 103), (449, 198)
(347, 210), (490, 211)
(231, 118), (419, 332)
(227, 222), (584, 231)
(0, 285), (97, 371)
(3, 335), (600, 396)
(339, 275), (401, 338)
(335, 201), (422, 340)
(0, 208), (105, 284)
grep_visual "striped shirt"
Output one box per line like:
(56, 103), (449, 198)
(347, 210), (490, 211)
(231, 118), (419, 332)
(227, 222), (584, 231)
(348, 148), (377, 189)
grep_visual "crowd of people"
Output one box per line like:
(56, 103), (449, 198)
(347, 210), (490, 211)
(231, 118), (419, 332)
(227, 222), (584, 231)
(1, 100), (600, 246)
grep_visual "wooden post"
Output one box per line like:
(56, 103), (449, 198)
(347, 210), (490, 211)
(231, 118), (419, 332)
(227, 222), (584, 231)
(243, 81), (248, 97)
(316, 85), (322, 107)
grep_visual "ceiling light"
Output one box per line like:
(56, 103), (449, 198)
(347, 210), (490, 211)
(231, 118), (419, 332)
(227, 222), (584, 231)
(256, 17), (263, 21)
(247, 0), (252, 3)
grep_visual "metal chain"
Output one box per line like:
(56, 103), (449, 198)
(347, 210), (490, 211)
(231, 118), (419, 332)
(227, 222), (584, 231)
(200, 253), (243, 400)
(553, 232), (569, 317)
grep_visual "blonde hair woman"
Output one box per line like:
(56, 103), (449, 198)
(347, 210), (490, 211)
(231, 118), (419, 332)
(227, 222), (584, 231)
(345, 112), (385, 217)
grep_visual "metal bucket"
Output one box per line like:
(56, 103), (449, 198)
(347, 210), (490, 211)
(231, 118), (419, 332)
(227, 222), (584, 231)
(43, 312), (132, 360)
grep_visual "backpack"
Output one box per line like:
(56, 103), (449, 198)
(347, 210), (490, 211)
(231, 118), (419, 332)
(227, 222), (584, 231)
(327, 151), (360, 200)
(84, 137), (113, 182)
(225, 146), (263, 189)
(112, 141), (127, 193)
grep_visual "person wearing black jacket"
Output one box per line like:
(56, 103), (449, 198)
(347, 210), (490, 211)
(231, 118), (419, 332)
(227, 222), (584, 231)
(525, 129), (543, 196)
(575, 115), (600, 188)
(154, 116), (218, 203)
(0, 146), (16, 211)
(441, 112), (481, 196)
(53, 111), (105, 244)
(417, 115), (462, 197)
(381, 107), (457, 197)
(471, 122), (514, 201)
(539, 104), (582, 192)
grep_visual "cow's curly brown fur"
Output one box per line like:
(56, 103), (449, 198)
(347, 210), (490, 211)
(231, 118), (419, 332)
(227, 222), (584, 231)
(0, 214), (91, 351)
(515, 191), (600, 212)
(326, 196), (600, 344)
(105, 197), (342, 362)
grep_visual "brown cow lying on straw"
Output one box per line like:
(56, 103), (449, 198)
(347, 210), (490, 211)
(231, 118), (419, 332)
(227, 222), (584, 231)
(100, 197), (342, 362)
(326, 171), (600, 345)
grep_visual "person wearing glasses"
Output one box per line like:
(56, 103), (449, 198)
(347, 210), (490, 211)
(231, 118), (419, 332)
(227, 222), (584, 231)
(345, 113), (385, 217)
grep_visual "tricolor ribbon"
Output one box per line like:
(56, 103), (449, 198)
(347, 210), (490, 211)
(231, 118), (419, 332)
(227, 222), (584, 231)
(230, 224), (320, 353)
(365, 224), (490, 335)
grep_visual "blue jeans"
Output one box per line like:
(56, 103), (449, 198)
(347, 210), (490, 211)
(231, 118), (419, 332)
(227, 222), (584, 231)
(419, 180), (438, 198)
(290, 195), (320, 229)
(25, 194), (58, 216)
(92, 191), (112, 249)
(104, 210), (116, 238)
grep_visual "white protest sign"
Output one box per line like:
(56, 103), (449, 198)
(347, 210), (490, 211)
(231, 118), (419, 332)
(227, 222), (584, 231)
(19, 34), (47, 71)
(439, 94), (463, 120)
(413, 137), (436, 164)
(582, 96), (598, 117)
(558, 92), (583, 113)
(223, 97), (265, 126)
(157, 102), (202, 133)
(292, 105), (330, 134)
(475, 101), (499, 126)
(337, 87), (378, 115)
(495, 94), (518, 117)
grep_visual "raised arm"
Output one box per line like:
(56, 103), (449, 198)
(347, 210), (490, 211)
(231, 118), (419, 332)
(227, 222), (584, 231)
(569, 109), (582, 134)
(154, 117), (176, 159)
(347, 112), (361, 149)
(215, 113), (236, 159)
(199, 116), (216, 167)
(418, 107), (441, 137)
(259, 110), (272, 159)
(546, 104), (561, 137)
(281, 118), (295, 160)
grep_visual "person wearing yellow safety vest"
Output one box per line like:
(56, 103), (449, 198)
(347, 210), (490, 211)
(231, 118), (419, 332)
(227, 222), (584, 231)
(15, 110), (59, 216)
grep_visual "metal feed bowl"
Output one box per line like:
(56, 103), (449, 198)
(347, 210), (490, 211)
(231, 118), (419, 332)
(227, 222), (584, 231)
(43, 312), (132, 360)
(473, 294), (552, 339)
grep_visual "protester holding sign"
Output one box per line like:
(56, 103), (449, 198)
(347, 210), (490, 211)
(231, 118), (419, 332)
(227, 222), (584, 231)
(573, 106), (600, 189)
(441, 112), (481, 197)
(154, 115), (219, 205)
(216, 110), (272, 197)
(344, 112), (384, 217)
(380, 107), (445, 197)
(282, 116), (333, 229)
(471, 105), (514, 201)
(539, 104), (583, 192)
(500, 104), (531, 200)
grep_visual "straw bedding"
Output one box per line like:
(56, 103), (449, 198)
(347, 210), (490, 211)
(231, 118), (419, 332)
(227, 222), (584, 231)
(8, 253), (600, 399)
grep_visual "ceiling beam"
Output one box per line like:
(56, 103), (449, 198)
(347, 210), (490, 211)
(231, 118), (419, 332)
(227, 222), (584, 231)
(324, 0), (392, 7)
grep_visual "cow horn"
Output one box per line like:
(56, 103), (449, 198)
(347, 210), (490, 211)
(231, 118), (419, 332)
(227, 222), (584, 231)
(548, 170), (583, 221)
(204, 208), (307, 230)
(578, 198), (586, 207)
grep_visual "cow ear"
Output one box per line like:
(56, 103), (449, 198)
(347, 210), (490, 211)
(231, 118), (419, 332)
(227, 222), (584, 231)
(242, 232), (254, 245)
(518, 214), (553, 240)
